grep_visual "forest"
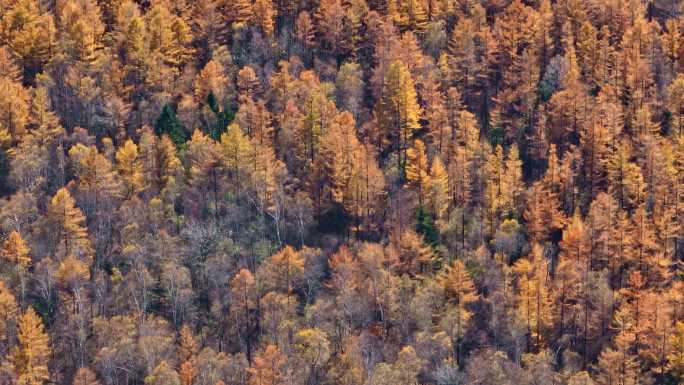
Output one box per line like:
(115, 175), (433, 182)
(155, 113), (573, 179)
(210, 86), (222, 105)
(0, 0), (684, 383)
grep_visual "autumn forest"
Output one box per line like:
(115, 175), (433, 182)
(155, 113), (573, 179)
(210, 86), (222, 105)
(1, 0), (684, 383)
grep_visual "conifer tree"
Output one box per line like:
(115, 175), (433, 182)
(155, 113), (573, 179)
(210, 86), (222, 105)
(155, 104), (187, 147)
(44, 188), (91, 260)
(0, 77), (30, 140)
(429, 156), (449, 222)
(220, 123), (251, 189)
(668, 321), (684, 381)
(1, 230), (30, 305)
(12, 307), (50, 385)
(0, 280), (17, 348)
(405, 139), (431, 206)
(0, 0), (56, 81)
(375, 60), (421, 176)
(512, 244), (553, 349)
(437, 259), (478, 363)
(115, 139), (144, 197)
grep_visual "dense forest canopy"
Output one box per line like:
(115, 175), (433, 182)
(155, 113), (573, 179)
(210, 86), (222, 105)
(0, 0), (684, 384)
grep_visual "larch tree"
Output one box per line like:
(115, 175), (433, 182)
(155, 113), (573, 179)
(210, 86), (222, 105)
(668, 75), (684, 137)
(405, 139), (431, 207)
(12, 307), (50, 385)
(668, 321), (684, 382)
(1, 230), (31, 306)
(230, 268), (257, 362)
(0, 0), (56, 82)
(0, 280), (17, 353)
(512, 243), (553, 350)
(264, 245), (305, 294)
(184, 129), (225, 219)
(375, 60), (421, 176)
(429, 155), (449, 223)
(43, 188), (92, 261)
(220, 123), (251, 192)
(68, 143), (122, 215)
(115, 139), (144, 198)
(0, 76), (30, 140)
(437, 259), (478, 363)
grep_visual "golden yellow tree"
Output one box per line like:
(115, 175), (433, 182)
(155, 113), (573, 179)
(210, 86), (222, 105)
(668, 321), (684, 381)
(0, 280), (17, 347)
(12, 307), (50, 385)
(429, 155), (449, 222)
(375, 60), (421, 175)
(512, 244), (553, 349)
(1, 230), (30, 305)
(220, 123), (251, 189)
(405, 139), (431, 206)
(45, 188), (92, 260)
(437, 259), (478, 363)
(115, 139), (144, 197)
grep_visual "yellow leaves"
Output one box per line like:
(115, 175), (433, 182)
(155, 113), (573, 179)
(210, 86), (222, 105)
(229, 268), (256, 310)
(195, 60), (229, 103)
(668, 75), (684, 136)
(369, 345), (424, 385)
(393, 229), (434, 276)
(56, 255), (90, 289)
(662, 19), (681, 73)
(144, 361), (180, 385)
(294, 328), (331, 366)
(429, 155), (449, 220)
(0, 76), (30, 139)
(115, 139), (144, 196)
(0, 0), (56, 75)
(667, 321), (684, 381)
(376, 60), (421, 166)
(1, 230), (31, 268)
(0, 280), (17, 341)
(512, 244), (552, 347)
(220, 123), (251, 178)
(439, 259), (478, 307)
(270, 245), (305, 288)
(0, 127), (12, 154)
(315, 111), (385, 224)
(58, 0), (105, 63)
(47, 188), (92, 260)
(230, 0), (253, 27)
(318, 111), (357, 204)
(405, 139), (430, 205)
(606, 140), (646, 210)
(69, 143), (121, 198)
(249, 137), (285, 215)
(12, 306), (50, 385)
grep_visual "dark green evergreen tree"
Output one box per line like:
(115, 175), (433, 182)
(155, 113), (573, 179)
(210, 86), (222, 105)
(155, 104), (187, 147)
